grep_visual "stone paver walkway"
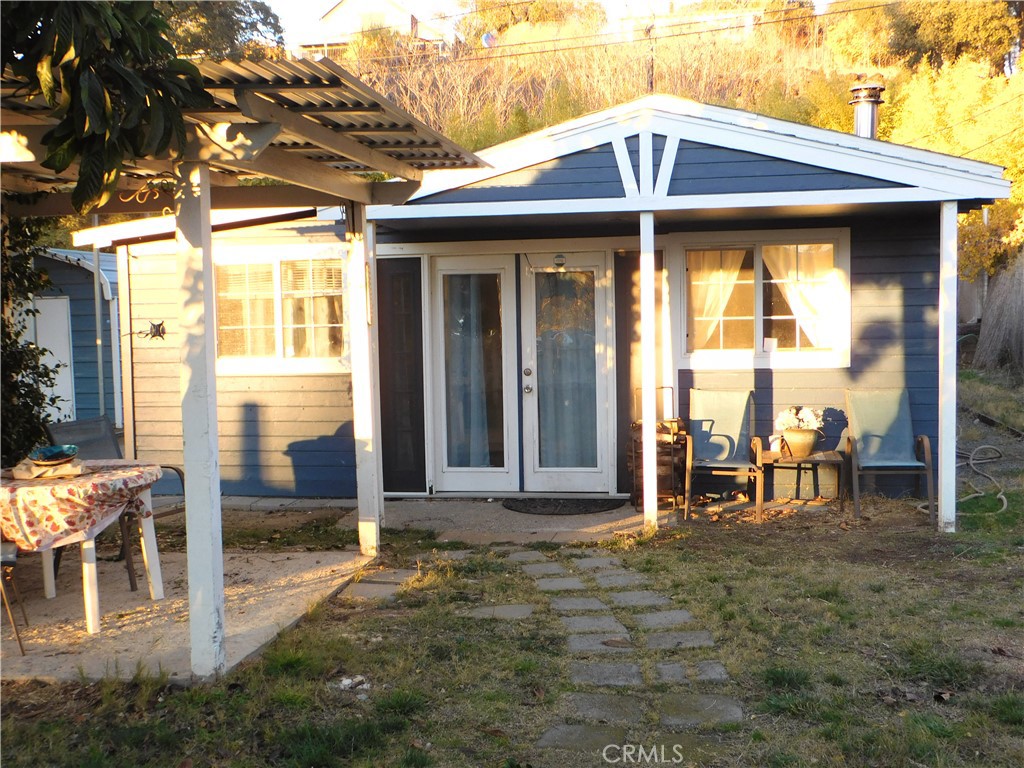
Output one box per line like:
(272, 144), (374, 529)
(488, 545), (746, 765)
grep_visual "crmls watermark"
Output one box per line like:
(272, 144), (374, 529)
(602, 744), (687, 764)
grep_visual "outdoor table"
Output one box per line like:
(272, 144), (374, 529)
(762, 450), (846, 508)
(0, 460), (165, 634)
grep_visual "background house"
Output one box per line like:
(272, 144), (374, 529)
(32, 249), (122, 427)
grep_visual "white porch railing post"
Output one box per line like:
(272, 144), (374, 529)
(938, 201), (958, 532)
(175, 161), (227, 677)
(348, 205), (382, 556)
(640, 211), (658, 528)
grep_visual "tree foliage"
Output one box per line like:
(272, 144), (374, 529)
(887, 0), (1024, 73)
(1, 1), (212, 213)
(1, 216), (61, 467)
(156, 1), (284, 61)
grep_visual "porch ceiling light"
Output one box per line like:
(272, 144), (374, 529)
(553, 253), (566, 268)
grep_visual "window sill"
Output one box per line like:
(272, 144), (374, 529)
(680, 351), (851, 370)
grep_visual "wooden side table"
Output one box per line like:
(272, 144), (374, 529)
(762, 450), (846, 509)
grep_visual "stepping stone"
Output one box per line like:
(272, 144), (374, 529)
(564, 692), (646, 724)
(568, 633), (634, 654)
(551, 597), (609, 612)
(594, 571), (648, 588)
(646, 631), (715, 650)
(607, 591), (671, 608)
(659, 693), (743, 729)
(573, 556), (622, 571)
(535, 577), (587, 592)
(506, 550), (548, 563)
(362, 568), (418, 585)
(467, 604), (535, 619)
(648, 733), (720, 761)
(694, 660), (730, 683)
(522, 562), (567, 577)
(341, 582), (399, 601)
(655, 662), (689, 684)
(536, 723), (627, 750)
(634, 609), (694, 629)
(560, 615), (628, 634)
(569, 661), (643, 687)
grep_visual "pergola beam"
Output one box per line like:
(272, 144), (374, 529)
(208, 146), (374, 204)
(236, 92), (423, 182)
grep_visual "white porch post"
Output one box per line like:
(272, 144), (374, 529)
(640, 212), (658, 528)
(348, 204), (383, 556)
(175, 161), (227, 676)
(938, 201), (958, 532)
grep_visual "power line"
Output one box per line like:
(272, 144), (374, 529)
(904, 93), (1024, 144)
(963, 125), (1023, 157)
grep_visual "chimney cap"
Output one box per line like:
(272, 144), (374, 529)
(849, 83), (885, 105)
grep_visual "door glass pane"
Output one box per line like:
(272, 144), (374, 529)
(535, 271), (597, 468)
(443, 274), (504, 468)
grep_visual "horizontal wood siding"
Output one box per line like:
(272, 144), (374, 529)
(669, 141), (905, 196)
(40, 259), (117, 419)
(674, 211), (940, 496)
(411, 144), (625, 204)
(126, 250), (355, 497)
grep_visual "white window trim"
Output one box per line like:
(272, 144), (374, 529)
(214, 243), (351, 376)
(668, 228), (851, 370)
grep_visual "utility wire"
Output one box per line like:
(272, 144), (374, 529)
(963, 125), (1023, 157)
(904, 93), (1024, 144)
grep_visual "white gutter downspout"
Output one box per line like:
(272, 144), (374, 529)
(92, 215), (105, 418)
(938, 202), (958, 532)
(640, 211), (658, 528)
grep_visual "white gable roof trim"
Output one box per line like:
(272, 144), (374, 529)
(368, 95), (1009, 221)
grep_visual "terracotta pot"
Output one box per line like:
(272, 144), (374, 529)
(782, 428), (819, 458)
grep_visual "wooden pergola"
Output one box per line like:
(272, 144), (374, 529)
(1, 57), (483, 678)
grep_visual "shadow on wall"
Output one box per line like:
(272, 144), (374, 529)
(285, 422), (356, 498)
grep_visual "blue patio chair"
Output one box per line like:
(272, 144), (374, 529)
(845, 389), (935, 522)
(682, 389), (764, 522)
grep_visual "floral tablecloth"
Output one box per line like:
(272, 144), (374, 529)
(0, 462), (162, 551)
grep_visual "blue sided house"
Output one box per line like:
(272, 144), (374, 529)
(34, 249), (123, 426)
(104, 94), (1008, 523)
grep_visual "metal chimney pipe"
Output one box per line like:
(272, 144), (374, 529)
(849, 83), (885, 139)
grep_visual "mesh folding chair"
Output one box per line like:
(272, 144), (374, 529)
(845, 389), (935, 522)
(43, 416), (185, 590)
(682, 389), (764, 522)
(2, 541), (28, 655)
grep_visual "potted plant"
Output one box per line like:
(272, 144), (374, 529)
(774, 406), (824, 458)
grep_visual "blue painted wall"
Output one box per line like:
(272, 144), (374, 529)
(39, 257), (119, 421)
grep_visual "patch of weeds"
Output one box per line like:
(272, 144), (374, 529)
(221, 519), (358, 551)
(400, 746), (434, 767)
(823, 672), (847, 687)
(375, 689), (427, 717)
(275, 717), (404, 767)
(891, 640), (981, 689)
(512, 656), (540, 676)
(989, 692), (1024, 726)
(867, 583), (886, 593)
(805, 582), (847, 604)
(455, 555), (509, 576)
(262, 647), (320, 678)
(270, 684), (313, 709)
(906, 712), (955, 740)
(991, 616), (1022, 628)
(763, 667), (811, 691)
(764, 750), (800, 767)
(759, 692), (822, 719)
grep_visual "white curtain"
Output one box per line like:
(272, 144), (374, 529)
(687, 250), (747, 349)
(444, 275), (501, 467)
(762, 244), (835, 349)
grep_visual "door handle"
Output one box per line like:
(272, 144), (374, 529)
(523, 385), (533, 393)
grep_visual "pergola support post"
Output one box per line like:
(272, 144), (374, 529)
(640, 211), (658, 528)
(938, 201), (958, 533)
(348, 204), (383, 556)
(175, 161), (227, 677)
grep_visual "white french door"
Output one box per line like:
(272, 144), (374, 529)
(430, 252), (613, 494)
(520, 252), (613, 492)
(431, 256), (519, 493)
